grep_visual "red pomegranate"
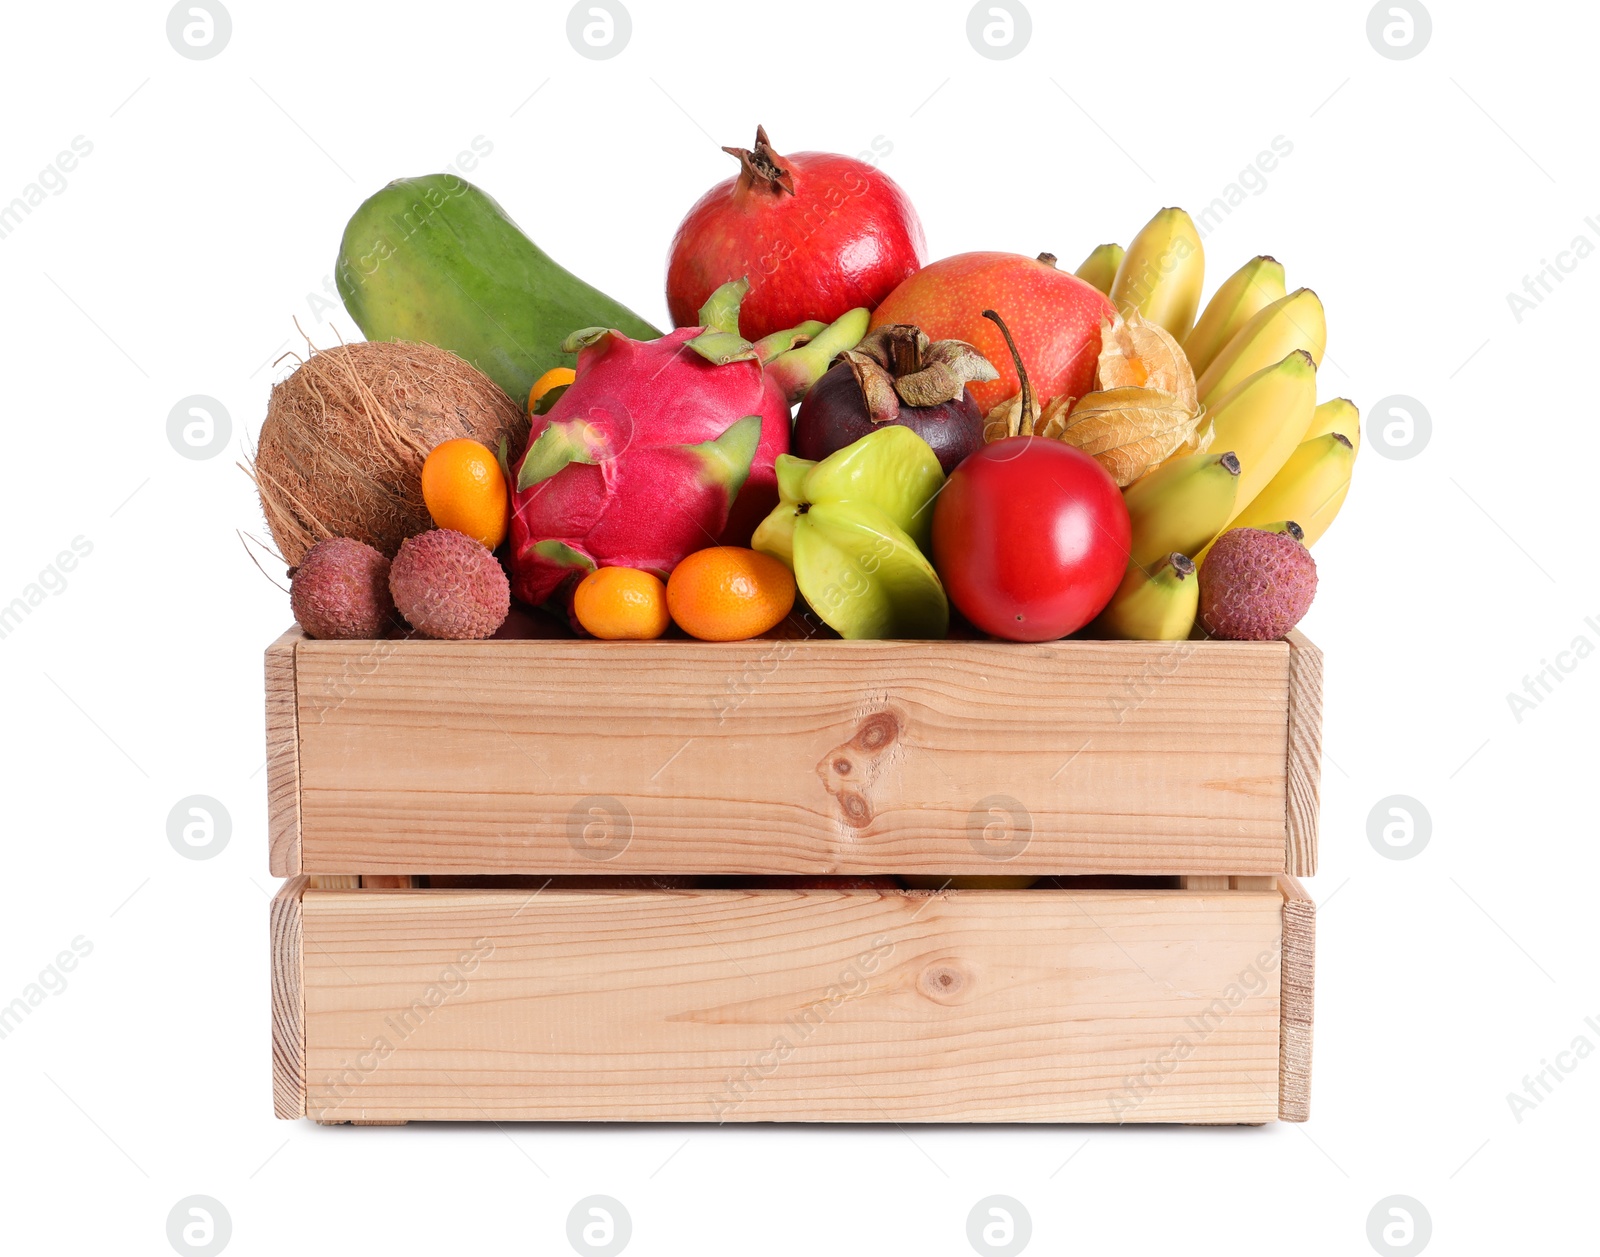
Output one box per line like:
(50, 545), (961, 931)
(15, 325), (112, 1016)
(666, 126), (926, 342)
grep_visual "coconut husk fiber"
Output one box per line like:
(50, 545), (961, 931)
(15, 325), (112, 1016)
(252, 339), (529, 566)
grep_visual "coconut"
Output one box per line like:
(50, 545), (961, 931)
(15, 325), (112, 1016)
(252, 340), (528, 566)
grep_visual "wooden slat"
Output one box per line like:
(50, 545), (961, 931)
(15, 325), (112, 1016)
(291, 636), (1299, 877)
(298, 883), (1284, 1124)
(1284, 631), (1322, 876)
(270, 877), (308, 1120)
(265, 629), (303, 877)
(1276, 874), (1315, 1122)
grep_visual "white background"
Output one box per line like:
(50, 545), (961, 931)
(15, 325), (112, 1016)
(1, 1), (1594, 1253)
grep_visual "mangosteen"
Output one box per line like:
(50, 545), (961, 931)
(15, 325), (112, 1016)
(792, 324), (997, 473)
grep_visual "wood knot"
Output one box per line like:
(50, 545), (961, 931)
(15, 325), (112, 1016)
(836, 790), (872, 827)
(854, 710), (899, 753)
(918, 961), (970, 1004)
(816, 707), (903, 832)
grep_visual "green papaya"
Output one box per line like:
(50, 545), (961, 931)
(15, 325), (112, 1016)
(336, 175), (659, 405)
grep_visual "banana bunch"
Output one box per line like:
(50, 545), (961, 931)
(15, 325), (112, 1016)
(1087, 209), (1360, 639)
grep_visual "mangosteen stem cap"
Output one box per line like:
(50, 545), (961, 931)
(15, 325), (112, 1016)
(842, 324), (998, 422)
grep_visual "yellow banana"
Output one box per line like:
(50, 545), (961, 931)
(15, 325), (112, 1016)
(1197, 287), (1325, 408)
(1122, 449), (1240, 570)
(1231, 431), (1355, 547)
(1305, 397), (1360, 457)
(1182, 256), (1287, 378)
(1208, 349), (1318, 523)
(1096, 553), (1199, 641)
(1074, 243), (1124, 295)
(1110, 208), (1205, 340)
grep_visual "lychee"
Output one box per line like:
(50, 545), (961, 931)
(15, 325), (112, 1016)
(1198, 527), (1317, 641)
(389, 529), (510, 640)
(289, 538), (394, 639)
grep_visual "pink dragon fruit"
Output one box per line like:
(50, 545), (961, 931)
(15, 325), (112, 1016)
(509, 282), (866, 607)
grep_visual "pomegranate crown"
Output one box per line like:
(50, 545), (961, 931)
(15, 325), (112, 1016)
(722, 125), (795, 197)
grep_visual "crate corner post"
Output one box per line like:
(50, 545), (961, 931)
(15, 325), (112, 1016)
(270, 875), (308, 1121)
(265, 627), (304, 878)
(1285, 630), (1322, 877)
(1276, 874), (1315, 1122)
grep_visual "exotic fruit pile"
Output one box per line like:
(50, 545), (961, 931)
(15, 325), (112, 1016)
(255, 134), (1358, 646)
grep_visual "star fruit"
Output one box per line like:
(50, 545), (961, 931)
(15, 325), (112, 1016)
(751, 425), (948, 639)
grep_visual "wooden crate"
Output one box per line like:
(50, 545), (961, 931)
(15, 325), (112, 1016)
(271, 875), (1314, 1124)
(266, 628), (1321, 879)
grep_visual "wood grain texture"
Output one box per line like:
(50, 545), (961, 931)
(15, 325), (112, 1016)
(1276, 874), (1315, 1122)
(1284, 631), (1323, 877)
(298, 882), (1285, 1124)
(265, 629), (304, 878)
(270, 876), (307, 1120)
(287, 635), (1305, 877)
